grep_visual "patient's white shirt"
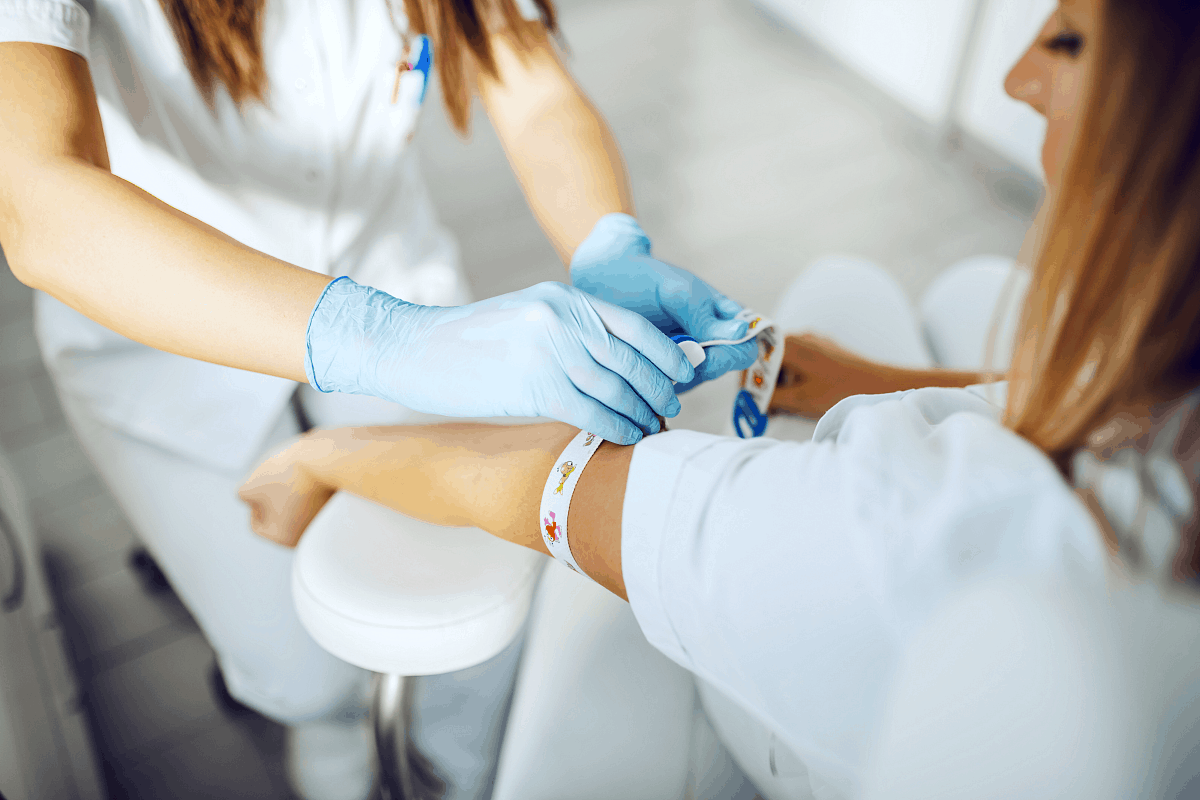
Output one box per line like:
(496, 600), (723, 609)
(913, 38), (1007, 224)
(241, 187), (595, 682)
(621, 386), (1111, 798)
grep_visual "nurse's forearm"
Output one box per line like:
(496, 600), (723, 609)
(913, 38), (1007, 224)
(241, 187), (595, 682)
(480, 24), (634, 262)
(242, 422), (632, 598)
(0, 43), (327, 383)
(2, 158), (328, 382)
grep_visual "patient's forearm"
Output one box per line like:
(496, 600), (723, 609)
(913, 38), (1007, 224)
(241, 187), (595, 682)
(297, 423), (569, 540)
(290, 423), (633, 597)
(876, 366), (998, 393)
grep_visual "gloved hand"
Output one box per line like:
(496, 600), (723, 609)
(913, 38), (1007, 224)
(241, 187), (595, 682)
(305, 278), (693, 444)
(570, 213), (757, 393)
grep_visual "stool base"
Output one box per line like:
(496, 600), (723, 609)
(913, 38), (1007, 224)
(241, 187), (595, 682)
(373, 673), (446, 800)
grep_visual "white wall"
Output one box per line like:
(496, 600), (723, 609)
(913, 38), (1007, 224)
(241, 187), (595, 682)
(760, 0), (1056, 178)
(758, 0), (979, 126)
(955, 0), (1055, 177)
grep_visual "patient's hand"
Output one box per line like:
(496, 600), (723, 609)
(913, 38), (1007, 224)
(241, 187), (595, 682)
(239, 437), (336, 548)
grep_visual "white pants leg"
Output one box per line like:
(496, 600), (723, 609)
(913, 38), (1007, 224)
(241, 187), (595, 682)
(917, 255), (1028, 373)
(762, 255), (935, 444)
(772, 255), (935, 370)
(55, 393), (370, 724)
(56, 381), (525, 799)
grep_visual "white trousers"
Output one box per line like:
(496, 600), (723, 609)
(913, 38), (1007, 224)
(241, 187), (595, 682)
(50, 380), (521, 800)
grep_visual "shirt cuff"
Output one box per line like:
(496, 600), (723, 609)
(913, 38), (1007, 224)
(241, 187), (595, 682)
(0, 0), (90, 59)
(621, 429), (728, 670)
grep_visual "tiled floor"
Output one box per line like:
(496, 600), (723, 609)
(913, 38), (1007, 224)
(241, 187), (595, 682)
(0, 0), (1035, 797)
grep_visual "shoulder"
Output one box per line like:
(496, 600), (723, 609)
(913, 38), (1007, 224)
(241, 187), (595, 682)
(813, 386), (1068, 510)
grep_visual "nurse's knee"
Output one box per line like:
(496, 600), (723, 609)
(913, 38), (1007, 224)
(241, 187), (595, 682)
(218, 655), (371, 725)
(774, 255), (902, 325)
(920, 254), (1021, 313)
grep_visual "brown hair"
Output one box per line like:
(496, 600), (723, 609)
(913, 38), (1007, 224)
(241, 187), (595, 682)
(158, 0), (557, 133)
(1005, 0), (1200, 461)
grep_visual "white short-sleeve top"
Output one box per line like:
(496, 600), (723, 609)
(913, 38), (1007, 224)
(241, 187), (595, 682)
(621, 386), (1117, 798)
(0, 0), (535, 470)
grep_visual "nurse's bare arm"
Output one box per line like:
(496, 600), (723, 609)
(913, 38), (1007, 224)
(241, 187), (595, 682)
(0, 43), (330, 382)
(239, 422), (632, 599)
(476, 21), (634, 263)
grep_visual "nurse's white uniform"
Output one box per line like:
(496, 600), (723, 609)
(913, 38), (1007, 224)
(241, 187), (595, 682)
(0, 0), (537, 794)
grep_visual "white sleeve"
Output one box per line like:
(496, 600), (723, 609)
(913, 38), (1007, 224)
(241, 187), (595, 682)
(0, 0), (90, 59)
(620, 389), (1107, 791)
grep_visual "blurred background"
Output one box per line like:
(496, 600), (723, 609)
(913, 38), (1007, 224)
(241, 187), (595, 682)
(0, 0), (1051, 797)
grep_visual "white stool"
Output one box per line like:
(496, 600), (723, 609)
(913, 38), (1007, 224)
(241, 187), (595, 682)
(293, 491), (545, 799)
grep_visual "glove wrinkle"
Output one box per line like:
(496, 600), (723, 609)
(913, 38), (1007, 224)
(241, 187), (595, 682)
(304, 278), (687, 445)
(571, 214), (757, 394)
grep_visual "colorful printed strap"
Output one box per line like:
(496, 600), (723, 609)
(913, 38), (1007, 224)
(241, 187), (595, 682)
(539, 429), (605, 579)
(729, 313), (784, 438)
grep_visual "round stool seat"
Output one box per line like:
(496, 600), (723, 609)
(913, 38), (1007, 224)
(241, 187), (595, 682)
(293, 492), (544, 676)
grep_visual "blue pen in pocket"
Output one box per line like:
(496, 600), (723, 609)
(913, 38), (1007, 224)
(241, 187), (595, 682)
(412, 35), (431, 104)
(390, 34), (432, 106)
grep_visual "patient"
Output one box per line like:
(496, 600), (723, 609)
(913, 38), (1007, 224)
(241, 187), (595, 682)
(241, 0), (1200, 796)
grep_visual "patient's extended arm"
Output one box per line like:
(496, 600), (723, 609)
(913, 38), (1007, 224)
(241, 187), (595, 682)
(770, 333), (1002, 419)
(238, 423), (635, 599)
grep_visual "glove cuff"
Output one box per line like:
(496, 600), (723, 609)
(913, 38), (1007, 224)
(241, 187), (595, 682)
(305, 276), (415, 399)
(305, 277), (354, 391)
(570, 213), (652, 276)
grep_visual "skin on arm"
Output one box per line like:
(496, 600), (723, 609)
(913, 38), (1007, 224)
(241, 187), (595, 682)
(769, 333), (1002, 419)
(477, 21), (635, 262)
(0, 43), (332, 382)
(239, 422), (634, 599)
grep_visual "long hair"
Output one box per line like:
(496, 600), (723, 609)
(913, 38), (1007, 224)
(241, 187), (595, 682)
(157, 0), (557, 133)
(1005, 0), (1200, 461)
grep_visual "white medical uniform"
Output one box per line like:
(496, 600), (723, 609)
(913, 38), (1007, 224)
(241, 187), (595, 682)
(0, 0), (538, 795)
(618, 255), (1196, 799)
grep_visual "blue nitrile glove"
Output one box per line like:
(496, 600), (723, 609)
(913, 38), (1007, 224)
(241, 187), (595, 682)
(570, 213), (757, 393)
(305, 278), (694, 445)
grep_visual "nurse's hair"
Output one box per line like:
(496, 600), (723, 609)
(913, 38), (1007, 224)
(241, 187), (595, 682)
(1005, 0), (1200, 460)
(157, 0), (557, 133)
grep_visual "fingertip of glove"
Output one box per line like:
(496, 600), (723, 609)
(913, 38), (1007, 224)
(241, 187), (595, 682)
(621, 429), (644, 445)
(707, 318), (749, 341)
(714, 295), (745, 317)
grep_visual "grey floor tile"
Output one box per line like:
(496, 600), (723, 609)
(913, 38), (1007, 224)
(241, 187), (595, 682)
(0, 316), (41, 381)
(0, 253), (34, 322)
(57, 565), (196, 676)
(103, 715), (288, 800)
(7, 425), (98, 509)
(27, 369), (67, 431)
(0, 375), (47, 443)
(38, 479), (140, 589)
(84, 632), (221, 759)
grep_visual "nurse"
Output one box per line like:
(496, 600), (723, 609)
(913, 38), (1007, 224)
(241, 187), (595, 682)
(241, 0), (1200, 796)
(0, 1), (754, 798)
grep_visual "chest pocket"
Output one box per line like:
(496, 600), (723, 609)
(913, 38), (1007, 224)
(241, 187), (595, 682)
(388, 35), (432, 143)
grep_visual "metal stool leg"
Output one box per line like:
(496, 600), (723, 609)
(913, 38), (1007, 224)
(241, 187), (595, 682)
(372, 673), (446, 800)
